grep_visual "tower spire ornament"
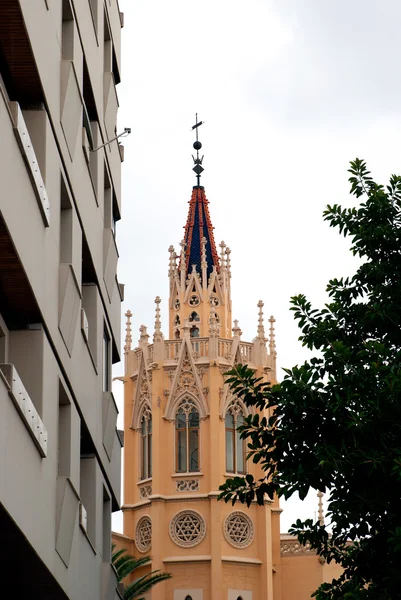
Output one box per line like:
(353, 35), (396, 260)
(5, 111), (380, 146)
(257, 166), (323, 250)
(192, 113), (204, 186)
(154, 296), (162, 334)
(124, 310), (132, 354)
(317, 491), (324, 526)
(257, 300), (266, 339)
(269, 314), (276, 356)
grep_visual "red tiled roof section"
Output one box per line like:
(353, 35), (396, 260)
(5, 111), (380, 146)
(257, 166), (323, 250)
(183, 187), (220, 276)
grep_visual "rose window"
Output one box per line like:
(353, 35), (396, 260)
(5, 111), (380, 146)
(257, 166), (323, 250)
(189, 294), (200, 307)
(170, 510), (206, 548)
(135, 516), (152, 552)
(209, 295), (220, 307)
(224, 511), (254, 548)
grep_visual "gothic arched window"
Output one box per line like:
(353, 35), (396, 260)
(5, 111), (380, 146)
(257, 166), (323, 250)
(190, 325), (200, 338)
(140, 408), (152, 480)
(189, 311), (200, 322)
(174, 315), (181, 326)
(225, 401), (245, 474)
(185, 596), (193, 600)
(176, 398), (200, 473)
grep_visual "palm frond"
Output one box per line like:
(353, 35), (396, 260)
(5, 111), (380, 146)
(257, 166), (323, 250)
(123, 571), (172, 600)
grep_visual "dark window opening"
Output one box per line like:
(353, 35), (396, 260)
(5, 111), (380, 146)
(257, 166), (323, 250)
(102, 326), (110, 392)
(176, 402), (199, 473)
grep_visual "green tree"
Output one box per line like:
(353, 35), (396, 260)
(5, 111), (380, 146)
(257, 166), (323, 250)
(219, 159), (401, 600)
(112, 544), (171, 600)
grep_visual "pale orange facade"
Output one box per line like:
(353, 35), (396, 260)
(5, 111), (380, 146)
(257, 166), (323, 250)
(114, 181), (339, 600)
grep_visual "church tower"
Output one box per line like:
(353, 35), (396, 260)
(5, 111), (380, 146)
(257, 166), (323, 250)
(120, 119), (281, 600)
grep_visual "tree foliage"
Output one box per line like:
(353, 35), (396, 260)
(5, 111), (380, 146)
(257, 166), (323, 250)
(219, 159), (401, 599)
(112, 544), (171, 600)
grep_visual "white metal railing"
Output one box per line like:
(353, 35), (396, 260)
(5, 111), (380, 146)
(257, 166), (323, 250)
(9, 102), (50, 226)
(0, 363), (48, 457)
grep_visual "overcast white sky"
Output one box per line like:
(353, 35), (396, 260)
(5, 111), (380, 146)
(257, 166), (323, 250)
(112, 0), (401, 533)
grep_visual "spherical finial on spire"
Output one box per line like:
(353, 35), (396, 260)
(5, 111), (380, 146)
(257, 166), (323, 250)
(191, 114), (204, 186)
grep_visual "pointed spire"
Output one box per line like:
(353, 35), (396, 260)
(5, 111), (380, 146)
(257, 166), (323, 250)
(219, 241), (227, 270)
(269, 315), (276, 356)
(182, 187), (220, 280)
(168, 245), (176, 276)
(180, 238), (186, 288)
(317, 491), (324, 526)
(257, 300), (266, 339)
(232, 319), (242, 338)
(201, 236), (208, 288)
(225, 246), (231, 277)
(124, 310), (132, 354)
(208, 303), (219, 337)
(182, 318), (190, 338)
(154, 296), (162, 334)
(139, 324), (149, 346)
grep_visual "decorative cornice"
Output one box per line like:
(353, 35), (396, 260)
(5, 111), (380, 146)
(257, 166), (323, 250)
(163, 555), (211, 563)
(222, 556), (262, 566)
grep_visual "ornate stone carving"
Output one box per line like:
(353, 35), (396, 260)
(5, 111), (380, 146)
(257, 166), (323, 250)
(139, 368), (151, 402)
(209, 294), (220, 307)
(223, 511), (254, 549)
(175, 355), (199, 398)
(139, 484), (152, 499)
(197, 366), (207, 379)
(177, 397), (198, 416)
(280, 539), (315, 555)
(175, 479), (200, 492)
(226, 398), (244, 418)
(169, 510), (206, 548)
(189, 294), (200, 307)
(135, 516), (152, 552)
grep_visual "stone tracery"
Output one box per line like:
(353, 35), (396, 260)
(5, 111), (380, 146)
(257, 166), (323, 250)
(135, 516), (152, 552)
(224, 511), (254, 548)
(170, 510), (206, 548)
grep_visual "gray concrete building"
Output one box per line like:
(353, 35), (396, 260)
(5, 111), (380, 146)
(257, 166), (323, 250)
(0, 1), (124, 598)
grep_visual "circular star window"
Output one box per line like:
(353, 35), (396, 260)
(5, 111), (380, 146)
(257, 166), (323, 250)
(135, 516), (152, 553)
(169, 510), (206, 548)
(223, 511), (254, 549)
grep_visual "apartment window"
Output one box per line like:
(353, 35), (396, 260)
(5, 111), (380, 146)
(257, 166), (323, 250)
(175, 398), (199, 473)
(60, 177), (73, 264)
(0, 321), (6, 363)
(225, 403), (245, 474)
(62, 0), (74, 61)
(58, 381), (72, 477)
(103, 10), (112, 73)
(140, 408), (152, 480)
(102, 326), (110, 391)
(80, 423), (97, 545)
(102, 486), (111, 561)
(88, 0), (99, 37)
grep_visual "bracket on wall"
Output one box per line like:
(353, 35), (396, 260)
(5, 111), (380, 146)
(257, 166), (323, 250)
(91, 127), (131, 152)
